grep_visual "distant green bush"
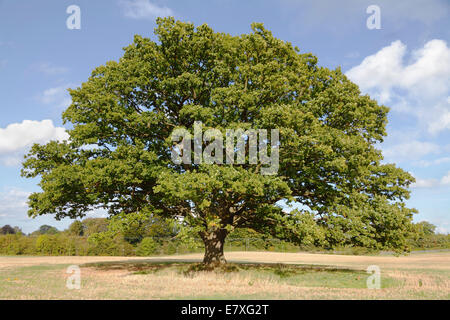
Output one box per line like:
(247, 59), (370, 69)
(87, 233), (134, 256)
(0, 234), (35, 255)
(409, 233), (450, 250)
(136, 237), (159, 256)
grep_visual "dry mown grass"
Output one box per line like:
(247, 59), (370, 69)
(0, 251), (449, 299)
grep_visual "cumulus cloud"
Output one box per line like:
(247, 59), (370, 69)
(346, 39), (450, 134)
(347, 40), (406, 102)
(0, 120), (69, 166)
(119, 0), (173, 19)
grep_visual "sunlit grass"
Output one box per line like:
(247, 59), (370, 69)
(0, 251), (448, 299)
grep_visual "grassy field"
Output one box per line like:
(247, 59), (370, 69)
(0, 251), (449, 299)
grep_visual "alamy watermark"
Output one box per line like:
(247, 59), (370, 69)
(366, 265), (381, 289)
(366, 5), (381, 30)
(66, 264), (81, 289)
(171, 121), (279, 175)
(66, 5), (81, 30)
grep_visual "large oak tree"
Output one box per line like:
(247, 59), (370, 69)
(22, 18), (417, 266)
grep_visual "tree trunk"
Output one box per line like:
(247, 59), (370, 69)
(200, 229), (227, 266)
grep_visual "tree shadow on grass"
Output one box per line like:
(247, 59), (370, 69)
(80, 260), (388, 289)
(81, 259), (363, 277)
(82, 260), (194, 274)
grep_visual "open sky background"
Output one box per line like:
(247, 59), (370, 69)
(0, 0), (449, 234)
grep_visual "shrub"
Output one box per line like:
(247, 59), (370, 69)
(35, 235), (57, 255)
(87, 233), (120, 256)
(87, 232), (135, 256)
(136, 237), (159, 256)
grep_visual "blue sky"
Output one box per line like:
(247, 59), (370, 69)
(0, 0), (449, 233)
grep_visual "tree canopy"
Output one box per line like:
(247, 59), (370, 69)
(31, 225), (60, 236)
(0, 225), (16, 235)
(416, 221), (436, 236)
(22, 17), (417, 265)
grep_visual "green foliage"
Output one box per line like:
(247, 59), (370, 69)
(136, 237), (159, 256)
(68, 220), (84, 236)
(107, 211), (177, 244)
(81, 218), (109, 236)
(0, 234), (34, 254)
(35, 235), (56, 254)
(409, 233), (450, 250)
(87, 232), (134, 256)
(407, 221), (448, 250)
(415, 221), (437, 236)
(21, 17), (418, 260)
(31, 225), (59, 236)
(35, 234), (78, 255)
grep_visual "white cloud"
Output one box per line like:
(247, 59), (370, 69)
(382, 140), (441, 162)
(346, 39), (450, 134)
(347, 39), (450, 100)
(347, 40), (406, 103)
(428, 96), (450, 134)
(0, 120), (68, 154)
(441, 171), (450, 185)
(38, 85), (72, 109)
(119, 0), (173, 19)
(0, 188), (30, 218)
(411, 177), (440, 188)
(402, 41), (450, 92)
(0, 120), (69, 166)
(411, 171), (450, 188)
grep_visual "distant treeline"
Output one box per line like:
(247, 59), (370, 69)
(0, 218), (448, 256)
(0, 217), (300, 256)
